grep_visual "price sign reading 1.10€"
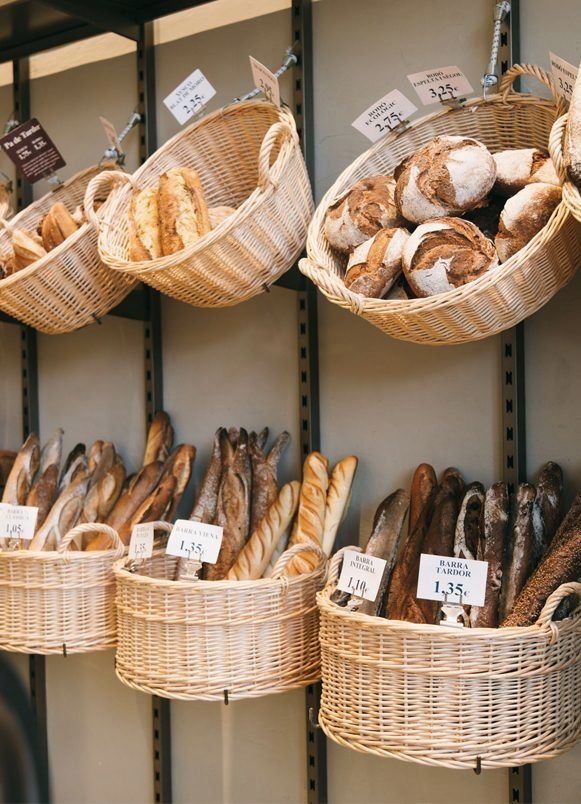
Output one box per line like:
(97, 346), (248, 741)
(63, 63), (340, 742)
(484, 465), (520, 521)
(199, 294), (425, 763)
(0, 503), (38, 541)
(165, 520), (223, 564)
(416, 553), (488, 607)
(336, 549), (387, 602)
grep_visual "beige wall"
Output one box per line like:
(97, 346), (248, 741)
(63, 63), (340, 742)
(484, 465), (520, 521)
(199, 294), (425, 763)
(0, 0), (579, 802)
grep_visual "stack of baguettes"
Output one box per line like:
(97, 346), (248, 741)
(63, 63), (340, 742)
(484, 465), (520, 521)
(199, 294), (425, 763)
(334, 461), (581, 628)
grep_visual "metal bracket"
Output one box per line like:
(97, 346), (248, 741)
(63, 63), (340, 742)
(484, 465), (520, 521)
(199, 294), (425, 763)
(233, 46), (298, 104)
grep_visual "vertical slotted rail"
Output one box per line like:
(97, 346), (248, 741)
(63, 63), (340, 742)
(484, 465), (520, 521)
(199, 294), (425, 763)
(292, 2), (326, 804)
(136, 23), (171, 804)
(498, 3), (532, 804)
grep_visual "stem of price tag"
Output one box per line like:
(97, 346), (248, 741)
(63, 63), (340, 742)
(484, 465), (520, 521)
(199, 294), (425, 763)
(233, 46), (298, 104)
(438, 591), (468, 628)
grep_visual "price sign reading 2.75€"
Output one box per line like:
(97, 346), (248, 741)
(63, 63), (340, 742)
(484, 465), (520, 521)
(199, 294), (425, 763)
(163, 69), (216, 125)
(166, 520), (223, 564)
(351, 89), (417, 143)
(416, 554), (488, 607)
(336, 550), (387, 602)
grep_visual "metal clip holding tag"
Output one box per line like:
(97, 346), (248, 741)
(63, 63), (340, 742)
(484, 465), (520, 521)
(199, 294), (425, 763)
(439, 96), (468, 111)
(101, 110), (141, 166)
(438, 591), (468, 628)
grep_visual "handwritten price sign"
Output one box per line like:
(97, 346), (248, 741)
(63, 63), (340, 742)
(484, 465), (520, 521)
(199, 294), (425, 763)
(336, 550), (387, 602)
(249, 57), (281, 107)
(163, 69), (216, 125)
(128, 523), (154, 561)
(0, 503), (38, 541)
(549, 52), (578, 102)
(351, 89), (417, 143)
(416, 554), (488, 607)
(407, 66), (473, 105)
(165, 520), (223, 564)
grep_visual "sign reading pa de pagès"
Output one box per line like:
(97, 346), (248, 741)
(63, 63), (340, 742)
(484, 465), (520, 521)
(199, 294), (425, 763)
(0, 118), (66, 183)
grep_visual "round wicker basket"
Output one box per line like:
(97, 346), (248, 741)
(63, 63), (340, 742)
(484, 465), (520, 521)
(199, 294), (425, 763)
(85, 101), (314, 308)
(302, 64), (581, 346)
(0, 523), (123, 655)
(114, 541), (327, 701)
(0, 166), (136, 334)
(549, 112), (581, 223)
(317, 547), (581, 770)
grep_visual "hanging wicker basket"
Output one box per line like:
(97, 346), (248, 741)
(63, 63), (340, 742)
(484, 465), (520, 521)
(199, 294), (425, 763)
(549, 112), (581, 223)
(114, 538), (327, 701)
(85, 101), (314, 308)
(0, 165), (136, 334)
(317, 547), (581, 770)
(0, 523), (123, 654)
(302, 64), (581, 346)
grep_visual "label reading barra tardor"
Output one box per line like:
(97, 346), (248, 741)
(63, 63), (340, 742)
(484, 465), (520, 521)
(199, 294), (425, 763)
(0, 503), (38, 541)
(165, 520), (223, 563)
(416, 553), (488, 607)
(336, 549), (387, 602)
(407, 66), (473, 105)
(351, 89), (417, 143)
(163, 69), (216, 125)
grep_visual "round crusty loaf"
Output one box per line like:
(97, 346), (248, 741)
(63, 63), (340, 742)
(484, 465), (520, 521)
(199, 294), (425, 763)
(493, 148), (560, 196)
(344, 227), (410, 298)
(324, 175), (402, 253)
(394, 135), (496, 224)
(495, 182), (562, 262)
(402, 217), (499, 298)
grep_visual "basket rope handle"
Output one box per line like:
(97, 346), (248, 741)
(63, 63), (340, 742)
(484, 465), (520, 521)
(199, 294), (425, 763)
(271, 541), (326, 578)
(83, 169), (134, 228)
(499, 63), (567, 115)
(57, 522), (124, 555)
(257, 121), (297, 191)
(323, 545), (360, 593)
(299, 257), (368, 316)
(536, 581), (581, 629)
(548, 113), (568, 181)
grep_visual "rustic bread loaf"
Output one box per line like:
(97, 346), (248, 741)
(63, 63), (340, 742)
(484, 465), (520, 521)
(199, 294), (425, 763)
(470, 482), (509, 628)
(344, 227), (410, 297)
(158, 167), (211, 255)
(129, 187), (161, 260)
(499, 482), (536, 620)
(12, 228), (47, 271)
(493, 148), (560, 196)
(41, 202), (79, 251)
(322, 455), (358, 557)
(495, 183), (562, 262)
(564, 62), (581, 188)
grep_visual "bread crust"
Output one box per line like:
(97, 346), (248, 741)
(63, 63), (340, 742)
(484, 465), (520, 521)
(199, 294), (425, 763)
(129, 187), (161, 260)
(345, 227), (409, 298)
(495, 183), (562, 262)
(322, 456), (358, 556)
(158, 167), (211, 255)
(284, 451), (329, 576)
(41, 202), (79, 251)
(12, 228), (47, 271)
(499, 482), (536, 620)
(470, 482), (509, 627)
(409, 463), (437, 537)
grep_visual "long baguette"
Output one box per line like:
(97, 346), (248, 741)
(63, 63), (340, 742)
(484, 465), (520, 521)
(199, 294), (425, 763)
(470, 482), (509, 627)
(409, 463), (436, 536)
(499, 483), (536, 621)
(322, 456), (358, 557)
(283, 452), (329, 577)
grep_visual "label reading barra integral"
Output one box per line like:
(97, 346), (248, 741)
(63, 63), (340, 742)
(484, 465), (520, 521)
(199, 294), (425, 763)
(336, 549), (387, 602)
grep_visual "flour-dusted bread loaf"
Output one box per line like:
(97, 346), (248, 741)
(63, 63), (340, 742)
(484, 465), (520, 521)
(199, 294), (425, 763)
(129, 186), (162, 260)
(344, 227), (410, 298)
(158, 167), (211, 255)
(564, 62), (581, 188)
(493, 148), (560, 196)
(394, 135), (496, 224)
(532, 461), (563, 568)
(402, 217), (499, 297)
(324, 175), (403, 253)
(495, 183), (562, 262)
(41, 202), (79, 251)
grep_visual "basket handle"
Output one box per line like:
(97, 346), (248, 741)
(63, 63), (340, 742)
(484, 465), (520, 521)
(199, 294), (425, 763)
(83, 169), (134, 228)
(499, 63), (566, 115)
(257, 121), (296, 191)
(536, 581), (581, 629)
(299, 257), (369, 316)
(322, 545), (360, 593)
(548, 113), (568, 182)
(271, 541), (326, 578)
(57, 522), (123, 555)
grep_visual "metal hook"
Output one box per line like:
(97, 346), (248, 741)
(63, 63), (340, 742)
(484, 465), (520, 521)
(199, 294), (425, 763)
(62, 643), (68, 658)
(308, 707), (321, 730)
(232, 45), (298, 104)
(223, 689), (229, 705)
(474, 756), (482, 775)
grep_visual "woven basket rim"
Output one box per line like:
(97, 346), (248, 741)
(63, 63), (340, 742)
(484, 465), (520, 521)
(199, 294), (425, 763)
(0, 546), (123, 562)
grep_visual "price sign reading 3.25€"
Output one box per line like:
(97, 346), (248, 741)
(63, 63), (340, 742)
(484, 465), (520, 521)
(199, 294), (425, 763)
(166, 520), (223, 564)
(407, 66), (473, 105)
(416, 553), (488, 607)
(549, 52), (578, 103)
(336, 550), (387, 602)
(0, 503), (38, 541)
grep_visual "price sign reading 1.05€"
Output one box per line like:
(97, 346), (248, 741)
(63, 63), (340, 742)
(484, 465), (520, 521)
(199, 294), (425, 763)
(407, 66), (473, 105)
(128, 522), (154, 561)
(0, 503), (38, 541)
(165, 520), (223, 564)
(549, 52), (578, 103)
(336, 549), (387, 602)
(416, 553), (488, 607)
(163, 69), (217, 125)
(249, 56), (281, 107)
(351, 89), (417, 143)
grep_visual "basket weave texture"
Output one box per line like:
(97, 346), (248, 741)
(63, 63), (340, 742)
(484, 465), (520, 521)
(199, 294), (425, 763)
(302, 64), (581, 346)
(86, 101), (314, 308)
(317, 547), (581, 769)
(0, 166), (136, 334)
(114, 542), (327, 701)
(0, 523), (123, 654)
(549, 112), (581, 223)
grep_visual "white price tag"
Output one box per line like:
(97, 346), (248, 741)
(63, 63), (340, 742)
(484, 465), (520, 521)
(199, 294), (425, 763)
(249, 56), (281, 107)
(128, 522), (154, 561)
(407, 66), (473, 105)
(0, 503), (38, 541)
(416, 554), (488, 607)
(163, 69), (216, 125)
(336, 549), (387, 602)
(351, 90), (417, 143)
(549, 52), (578, 103)
(166, 520), (223, 563)
(99, 116), (121, 151)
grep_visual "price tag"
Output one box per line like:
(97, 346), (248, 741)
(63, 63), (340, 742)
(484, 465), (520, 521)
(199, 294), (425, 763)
(249, 56), (281, 107)
(128, 522), (154, 561)
(163, 69), (216, 125)
(0, 503), (38, 541)
(407, 66), (473, 105)
(416, 554), (488, 607)
(351, 90), (417, 143)
(165, 520), (223, 563)
(99, 116), (121, 151)
(549, 52), (578, 103)
(0, 118), (66, 183)
(336, 549), (387, 602)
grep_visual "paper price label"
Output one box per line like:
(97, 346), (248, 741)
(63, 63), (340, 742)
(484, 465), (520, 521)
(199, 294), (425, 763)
(0, 503), (38, 541)
(0, 118), (66, 183)
(351, 89), (417, 143)
(249, 56), (281, 107)
(549, 52), (578, 102)
(166, 520), (223, 563)
(128, 522), (154, 561)
(163, 69), (216, 125)
(99, 116), (121, 151)
(407, 66), (473, 105)
(336, 550), (387, 602)
(416, 554), (488, 607)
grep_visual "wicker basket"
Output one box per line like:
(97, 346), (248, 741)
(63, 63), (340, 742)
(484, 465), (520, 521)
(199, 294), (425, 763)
(0, 523), (123, 654)
(549, 112), (581, 223)
(0, 165), (136, 334)
(317, 547), (581, 770)
(303, 64), (581, 346)
(85, 101), (314, 308)
(114, 540), (327, 701)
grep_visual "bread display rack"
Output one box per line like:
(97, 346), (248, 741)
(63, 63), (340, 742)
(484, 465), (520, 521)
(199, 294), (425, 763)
(0, 523), (123, 654)
(0, 165), (136, 334)
(84, 100), (314, 308)
(114, 535), (327, 701)
(317, 547), (581, 770)
(302, 64), (581, 346)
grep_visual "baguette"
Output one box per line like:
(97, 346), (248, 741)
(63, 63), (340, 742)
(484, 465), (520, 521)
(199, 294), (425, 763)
(26, 464), (59, 531)
(499, 482), (536, 620)
(322, 456), (358, 557)
(283, 452), (329, 577)
(81, 455), (126, 524)
(470, 482), (509, 627)
(60, 443), (86, 488)
(129, 187), (161, 260)
(161, 443), (195, 520)
(532, 461), (563, 566)
(158, 167), (211, 255)
(454, 482), (485, 561)
(249, 430), (290, 534)
(38, 428), (63, 477)
(29, 472), (88, 550)
(12, 228), (46, 270)
(117, 474), (177, 546)
(143, 412), (174, 466)
(409, 463), (437, 536)
(190, 428), (224, 523)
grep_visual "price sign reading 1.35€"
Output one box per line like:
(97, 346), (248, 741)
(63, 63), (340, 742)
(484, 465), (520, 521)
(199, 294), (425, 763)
(163, 69), (217, 125)
(407, 66), (473, 105)
(166, 520), (223, 564)
(351, 89), (417, 143)
(249, 56), (281, 107)
(0, 503), (38, 541)
(549, 52), (578, 103)
(128, 522), (154, 561)
(336, 550), (387, 602)
(416, 553), (488, 607)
